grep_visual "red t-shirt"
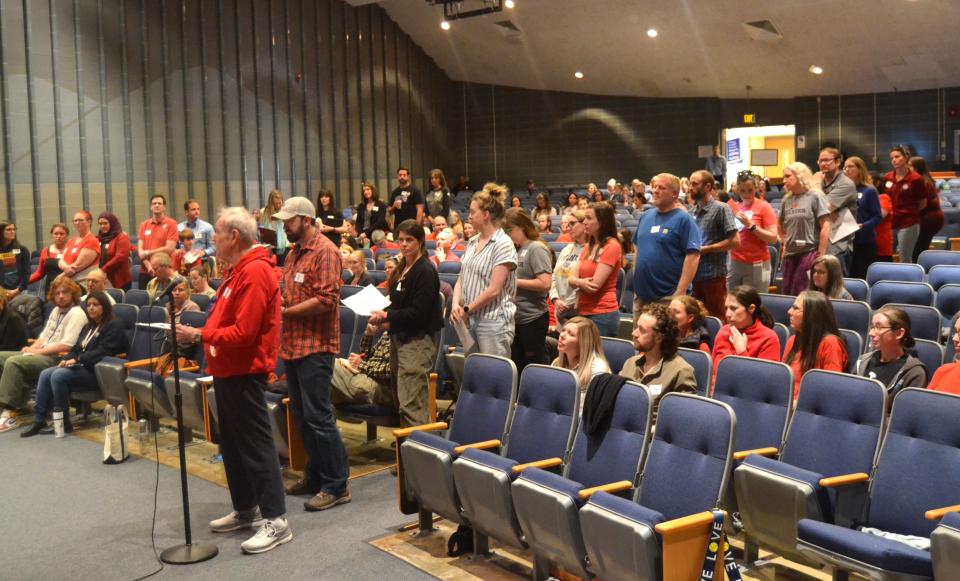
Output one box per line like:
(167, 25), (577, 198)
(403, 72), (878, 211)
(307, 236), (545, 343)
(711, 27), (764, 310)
(64, 233), (100, 266)
(730, 198), (776, 264)
(138, 216), (179, 272)
(576, 238), (622, 315)
(928, 363), (960, 395)
(876, 194), (893, 257)
(884, 170), (927, 229)
(782, 334), (848, 399)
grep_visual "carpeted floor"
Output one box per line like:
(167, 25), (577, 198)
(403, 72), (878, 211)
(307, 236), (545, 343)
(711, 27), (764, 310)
(1, 432), (433, 581)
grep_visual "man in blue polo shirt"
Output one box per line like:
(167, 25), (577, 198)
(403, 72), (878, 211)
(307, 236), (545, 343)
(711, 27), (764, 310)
(632, 173), (702, 322)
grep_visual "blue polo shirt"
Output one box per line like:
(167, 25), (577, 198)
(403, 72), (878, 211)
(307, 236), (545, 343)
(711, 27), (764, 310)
(632, 208), (702, 301)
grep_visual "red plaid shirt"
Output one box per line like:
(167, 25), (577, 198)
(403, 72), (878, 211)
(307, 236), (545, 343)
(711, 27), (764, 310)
(279, 229), (342, 359)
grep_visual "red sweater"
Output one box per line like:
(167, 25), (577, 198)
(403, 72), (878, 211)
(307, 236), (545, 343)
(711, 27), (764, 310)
(782, 334), (847, 399)
(711, 319), (781, 380)
(100, 233), (132, 290)
(201, 245), (281, 378)
(928, 363), (960, 395)
(28, 245), (65, 284)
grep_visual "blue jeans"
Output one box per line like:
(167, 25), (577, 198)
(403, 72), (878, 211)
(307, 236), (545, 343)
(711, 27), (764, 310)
(284, 352), (349, 495)
(467, 314), (515, 358)
(585, 310), (620, 338)
(34, 365), (99, 423)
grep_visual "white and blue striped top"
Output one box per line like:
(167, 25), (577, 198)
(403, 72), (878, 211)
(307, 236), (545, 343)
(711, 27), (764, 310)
(459, 227), (518, 321)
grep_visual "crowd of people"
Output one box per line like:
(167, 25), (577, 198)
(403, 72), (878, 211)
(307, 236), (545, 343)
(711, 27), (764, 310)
(0, 148), (957, 556)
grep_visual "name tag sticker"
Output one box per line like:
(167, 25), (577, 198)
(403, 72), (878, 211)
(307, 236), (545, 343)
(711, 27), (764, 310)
(72, 247), (79, 254)
(885, 181), (893, 189)
(145, 230), (152, 236)
(11, 249), (19, 255)
(223, 287), (232, 299)
(650, 225), (661, 233)
(650, 384), (663, 396)
(294, 273), (305, 283)
(372, 206), (379, 212)
(209, 345), (217, 358)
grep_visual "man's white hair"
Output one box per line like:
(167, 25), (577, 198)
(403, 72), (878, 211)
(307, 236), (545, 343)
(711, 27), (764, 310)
(218, 206), (258, 243)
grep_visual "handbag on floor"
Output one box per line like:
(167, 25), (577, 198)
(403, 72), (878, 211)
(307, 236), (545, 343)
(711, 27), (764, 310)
(102, 404), (130, 465)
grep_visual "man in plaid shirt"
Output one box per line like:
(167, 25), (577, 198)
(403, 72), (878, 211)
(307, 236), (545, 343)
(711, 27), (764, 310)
(274, 197), (351, 513)
(331, 326), (393, 406)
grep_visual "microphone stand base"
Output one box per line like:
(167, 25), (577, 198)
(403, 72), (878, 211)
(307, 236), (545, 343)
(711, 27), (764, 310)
(160, 542), (219, 565)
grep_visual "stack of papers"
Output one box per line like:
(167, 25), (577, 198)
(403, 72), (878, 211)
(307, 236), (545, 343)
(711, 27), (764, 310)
(340, 284), (391, 317)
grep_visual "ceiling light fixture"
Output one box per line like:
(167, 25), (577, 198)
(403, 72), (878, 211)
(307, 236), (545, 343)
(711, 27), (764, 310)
(574, 71), (584, 79)
(809, 65), (823, 75)
(647, 28), (658, 38)
(505, 0), (515, 8)
(440, 20), (451, 30)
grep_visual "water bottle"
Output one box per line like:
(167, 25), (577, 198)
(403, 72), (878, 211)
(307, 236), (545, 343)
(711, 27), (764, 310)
(137, 418), (148, 451)
(53, 408), (65, 438)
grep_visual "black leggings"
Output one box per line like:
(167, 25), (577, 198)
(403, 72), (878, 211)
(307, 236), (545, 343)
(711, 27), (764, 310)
(511, 312), (549, 374)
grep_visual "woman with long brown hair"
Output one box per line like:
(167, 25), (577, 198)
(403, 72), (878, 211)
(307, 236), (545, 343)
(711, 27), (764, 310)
(908, 155), (944, 263)
(354, 181), (388, 247)
(782, 290), (847, 399)
(567, 202), (621, 337)
(424, 168), (452, 221)
(503, 208), (553, 372)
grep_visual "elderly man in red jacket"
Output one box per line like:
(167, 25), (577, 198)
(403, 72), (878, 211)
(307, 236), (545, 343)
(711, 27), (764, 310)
(175, 207), (288, 555)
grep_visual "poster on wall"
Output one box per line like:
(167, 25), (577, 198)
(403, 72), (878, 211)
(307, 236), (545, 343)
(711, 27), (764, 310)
(726, 138), (742, 163)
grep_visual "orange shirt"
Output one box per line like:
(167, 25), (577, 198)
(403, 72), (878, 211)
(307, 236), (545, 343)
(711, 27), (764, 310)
(137, 216), (179, 272)
(576, 238), (622, 315)
(64, 233), (100, 266)
(928, 363), (960, 395)
(730, 198), (776, 264)
(782, 334), (848, 399)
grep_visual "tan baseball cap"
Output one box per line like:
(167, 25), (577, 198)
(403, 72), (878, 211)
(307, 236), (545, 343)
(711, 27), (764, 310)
(272, 196), (316, 220)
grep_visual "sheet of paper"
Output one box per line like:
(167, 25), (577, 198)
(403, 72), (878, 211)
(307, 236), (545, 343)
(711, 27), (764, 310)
(340, 284), (391, 317)
(829, 208), (860, 244)
(137, 322), (171, 330)
(453, 317), (476, 353)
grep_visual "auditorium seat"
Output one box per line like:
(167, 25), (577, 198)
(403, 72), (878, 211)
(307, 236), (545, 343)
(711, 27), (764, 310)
(105, 288), (125, 304)
(927, 264), (960, 290)
(932, 511), (960, 580)
(774, 322), (790, 357)
(866, 262), (925, 285)
(600, 337), (634, 375)
(842, 278), (869, 302)
(511, 382), (651, 579)
(437, 261), (461, 274)
(918, 249), (960, 272)
(869, 281), (935, 309)
(734, 370), (886, 565)
(339, 306), (357, 359)
(913, 338), (944, 379)
(797, 389), (960, 580)
(451, 365), (580, 553)
(578, 394), (735, 581)
(831, 299), (872, 343)
(759, 293), (793, 327)
(886, 303), (941, 342)
(936, 284), (960, 330)
(189, 293), (211, 312)
(396, 354), (518, 528)
(839, 329), (863, 371)
(124, 289), (150, 307)
(677, 347), (711, 396)
(703, 315), (722, 350)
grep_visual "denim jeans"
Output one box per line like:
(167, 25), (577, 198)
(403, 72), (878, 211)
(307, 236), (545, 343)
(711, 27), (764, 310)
(284, 352), (349, 495)
(468, 314), (515, 358)
(585, 310), (620, 338)
(33, 365), (99, 423)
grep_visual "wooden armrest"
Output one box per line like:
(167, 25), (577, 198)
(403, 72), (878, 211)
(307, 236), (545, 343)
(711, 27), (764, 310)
(115, 353), (127, 359)
(282, 397), (290, 405)
(655, 510), (719, 537)
(578, 480), (632, 500)
(181, 365), (200, 373)
(452, 439), (501, 455)
(819, 473), (870, 488)
(124, 356), (160, 369)
(392, 422), (448, 439)
(732, 446), (778, 462)
(446, 346), (457, 354)
(925, 504), (960, 521)
(511, 457), (563, 474)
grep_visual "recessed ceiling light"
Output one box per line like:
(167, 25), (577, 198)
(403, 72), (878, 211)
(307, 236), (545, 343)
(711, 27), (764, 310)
(440, 20), (450, 31)
(505, 0), (515, 8)
(647, 28), (658, 38)
(574, 71), (584, 79)
(809, 65), (823, 75)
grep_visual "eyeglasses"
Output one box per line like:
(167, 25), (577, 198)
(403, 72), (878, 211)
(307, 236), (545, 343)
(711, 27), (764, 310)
(870, 325), (896, 333)
(817, 157), (838, 164)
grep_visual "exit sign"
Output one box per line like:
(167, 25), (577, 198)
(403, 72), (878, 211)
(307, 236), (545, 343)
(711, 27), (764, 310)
(743, 113), (756, 124)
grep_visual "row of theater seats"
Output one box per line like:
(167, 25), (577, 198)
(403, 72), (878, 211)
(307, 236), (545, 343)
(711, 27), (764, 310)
(394, 354), (960, 580)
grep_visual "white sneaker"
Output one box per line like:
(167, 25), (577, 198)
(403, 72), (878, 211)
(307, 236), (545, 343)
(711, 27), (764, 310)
(240, 517), (293, 554)
(0, 413), (19, 433)
(209, 507), (264, 533)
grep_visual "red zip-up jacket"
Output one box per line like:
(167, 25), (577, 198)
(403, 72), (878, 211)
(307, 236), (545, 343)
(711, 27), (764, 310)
(201, 245), (280, 377)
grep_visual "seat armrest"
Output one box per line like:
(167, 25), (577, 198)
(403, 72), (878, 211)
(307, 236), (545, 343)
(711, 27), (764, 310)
(452, 439), (501, 455)
(732, 446), (778, 462)
(578, 480), (632, 500)
(656, 511), (725, 581)
(819, 473), (870, 488)
(925, 504), (960, 521)
(181, 365), (200, 373)
(392, 422), (448, 439)
(655, 510), (720, 537)
(124, 356), (160, 370)
(511, 457), (562, 474)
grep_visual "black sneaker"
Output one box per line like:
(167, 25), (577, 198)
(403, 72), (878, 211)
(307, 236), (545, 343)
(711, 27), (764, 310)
(20, 422), (45, 438)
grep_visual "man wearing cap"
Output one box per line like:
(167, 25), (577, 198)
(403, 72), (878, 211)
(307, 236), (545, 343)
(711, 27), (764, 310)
(273, 196), (351, 512)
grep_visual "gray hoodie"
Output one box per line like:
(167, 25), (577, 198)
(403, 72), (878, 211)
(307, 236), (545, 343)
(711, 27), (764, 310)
(856, 350), (927, 407)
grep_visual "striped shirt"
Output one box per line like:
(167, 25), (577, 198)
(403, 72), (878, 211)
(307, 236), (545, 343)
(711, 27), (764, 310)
(279, 229), (342, 359)
(459, 227), (517, 321)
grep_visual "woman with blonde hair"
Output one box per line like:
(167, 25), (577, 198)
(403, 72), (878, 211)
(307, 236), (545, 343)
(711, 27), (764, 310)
(448, 209), (465, 238)
(450, 183), (518, 357)
(503, 208), (553, 372)
(343, 250), (373, 287)
(778, 162), (830, 295)
(552, 316), (610, 401)
(844, 156), (882, 279)
(261, 189), (288, 250)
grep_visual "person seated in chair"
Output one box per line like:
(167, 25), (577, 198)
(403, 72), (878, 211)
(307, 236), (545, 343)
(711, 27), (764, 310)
(857, 306), (926, 405)
(21, 291), (127, 437)
(929, 315), (960, 395)
(330, 323), (394, 408)
(620, 301), (697, 420)
(0, 288), (28, 352)
(783, 290), (848, 400)
(81, 269), (115, 305)
(711, 285), (780, 376)
(144, 251), (176, 303)
(161, 279), (201, 360)
(188, 263), (217, 299)
(0, 276), (87, 433)
(551, 316), (610, 407)
(342, 250), (373, 287)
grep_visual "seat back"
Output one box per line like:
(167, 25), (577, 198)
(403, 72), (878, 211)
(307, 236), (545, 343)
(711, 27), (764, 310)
(866, 262), (924, 285)
(881, 303), (940, 342)
(565, 382), (651, 489)
(838, 329), (862, 370)
(503, 365), (579, 465)
(927, 265), (960, 290)
(601, 337), (634, 375)
(340, 285), (363, 300)
(869, 281), (934, 309)
(831, 299), (871, 342)
(867, 389), (960, 537)
(438, 261), (461, 274)
(367, 270), (386, 286)
(112, 303), (138, 346)
(105, 288), (125, 304)
(912, 338), (943, 379)
(712, 356), (793, 454)
(677, 347), (711, 396)
(774, 323), (790, 358)
(438, 272), (459, 288)
(131, 305), (168, 360)
(842, 278), (869, 302)
(636, 394), (735, 521)
(190, 293), (211, 312)
(124, 289), (151, 307)
(446, 354), (518, 446)
(759, 293), (793, 327)
(339, 306), (356, 359)
(703, 316), (722, 350)
(780, 370), (886, 478)
(918, 249), (960, 272)
(936, 284), (960, 324)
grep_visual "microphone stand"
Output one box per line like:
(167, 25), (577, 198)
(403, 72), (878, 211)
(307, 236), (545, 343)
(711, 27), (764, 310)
(160, 298), (218, 564)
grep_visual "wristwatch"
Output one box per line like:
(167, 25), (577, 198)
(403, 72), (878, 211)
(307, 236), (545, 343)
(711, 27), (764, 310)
(462, 305), (470, 314)
(749, 224), (757, 232)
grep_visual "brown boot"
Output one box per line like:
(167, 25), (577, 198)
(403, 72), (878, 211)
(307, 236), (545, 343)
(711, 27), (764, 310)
(304, 488), (351, 512)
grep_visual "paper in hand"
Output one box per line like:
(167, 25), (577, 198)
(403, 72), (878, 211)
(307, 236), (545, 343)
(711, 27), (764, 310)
(340, 284), (391, 317)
